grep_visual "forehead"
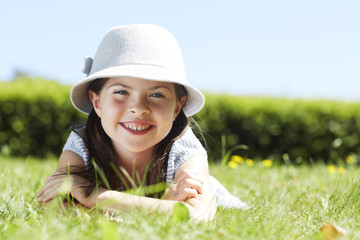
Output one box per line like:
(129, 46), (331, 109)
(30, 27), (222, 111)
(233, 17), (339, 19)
(104, 77), (175, 89)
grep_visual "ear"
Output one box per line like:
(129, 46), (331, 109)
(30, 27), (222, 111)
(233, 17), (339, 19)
(89, 90), (102, 118)
(173, 96), (187, 119)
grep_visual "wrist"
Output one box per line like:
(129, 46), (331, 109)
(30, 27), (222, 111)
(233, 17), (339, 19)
(88, 187), (108, 207)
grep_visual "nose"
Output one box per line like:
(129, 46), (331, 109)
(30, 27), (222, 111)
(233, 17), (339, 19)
(128, 96), (150, 116)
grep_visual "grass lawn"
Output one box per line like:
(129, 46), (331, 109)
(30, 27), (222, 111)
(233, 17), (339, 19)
(0, 156), (359, 239)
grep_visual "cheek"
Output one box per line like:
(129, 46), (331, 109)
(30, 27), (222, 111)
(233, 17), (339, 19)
(100, 99), (126, 128)
(103, 98), (125, 113)
(154, 102), (176, 119)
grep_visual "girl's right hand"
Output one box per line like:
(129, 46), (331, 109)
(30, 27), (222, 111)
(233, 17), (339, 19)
(36, 171), (96, 208)
(36, 171), (69, 205)
(37, 151), (96, 207)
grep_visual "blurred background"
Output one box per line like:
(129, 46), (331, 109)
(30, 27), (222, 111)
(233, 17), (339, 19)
(1, 0), (360, 163)
(1, 0), (359, 100)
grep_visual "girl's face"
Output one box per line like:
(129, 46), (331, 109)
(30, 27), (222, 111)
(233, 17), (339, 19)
(89, 77), (186, 156)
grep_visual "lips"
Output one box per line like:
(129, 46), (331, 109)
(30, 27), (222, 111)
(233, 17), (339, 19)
(120, 121), (154, 135)
(122, 122), (152, 131)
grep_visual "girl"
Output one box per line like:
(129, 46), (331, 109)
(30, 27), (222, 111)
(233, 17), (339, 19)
(36, 24), (248, 221)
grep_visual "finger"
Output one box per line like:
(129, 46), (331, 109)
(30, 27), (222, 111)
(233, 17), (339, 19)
(37, 179), (52, 197)
(41, 187), (67, 203)
(37, 184), (51, 200)
(182, 188), (199, 201)
(170, 188), (199, 202)
(37, 179), (69, 203)
(37, 195), (44, 203)
(175, 178), (203, 195)
(164, 184), (196, 202)
(37, 193), (50, 203)
(38, 187), (57, 203)
(37, 173), (66, 197)
(36, 189), (43, 198)
(37, 177), (66, 198)
(41, 191), (56, 203)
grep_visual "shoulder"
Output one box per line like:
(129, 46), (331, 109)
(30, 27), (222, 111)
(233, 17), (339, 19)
(171, 127), (207, 157)
(63, 128), (90, 167)
(57, 150), (87, 171)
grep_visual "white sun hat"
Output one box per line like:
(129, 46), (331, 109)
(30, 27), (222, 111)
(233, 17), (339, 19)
(70, 24), (205, 117)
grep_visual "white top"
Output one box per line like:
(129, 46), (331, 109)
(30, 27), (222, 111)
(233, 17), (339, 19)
(62, 127), (249, 209)
(63, 127), (207, 185)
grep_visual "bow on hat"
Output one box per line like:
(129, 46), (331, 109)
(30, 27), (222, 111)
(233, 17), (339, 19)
(82, 56), (93, 76)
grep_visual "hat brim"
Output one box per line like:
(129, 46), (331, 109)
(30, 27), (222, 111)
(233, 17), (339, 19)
(71, 65), (204, 117)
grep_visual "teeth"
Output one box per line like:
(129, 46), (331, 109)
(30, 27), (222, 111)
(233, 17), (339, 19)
(123, 123), (151, 131)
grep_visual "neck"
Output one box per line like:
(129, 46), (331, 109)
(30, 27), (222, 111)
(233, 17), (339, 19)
(113, 145), (156, 186)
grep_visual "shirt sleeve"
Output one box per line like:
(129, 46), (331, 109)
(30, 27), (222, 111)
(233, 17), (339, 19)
(62, 131), (90, 168)
(166, 127), (207, 184)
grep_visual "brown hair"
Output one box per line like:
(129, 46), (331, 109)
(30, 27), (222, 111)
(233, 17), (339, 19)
(72, 78), (189, 197)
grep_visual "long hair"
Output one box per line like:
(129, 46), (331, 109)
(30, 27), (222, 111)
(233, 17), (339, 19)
(73, 78), (189, 197)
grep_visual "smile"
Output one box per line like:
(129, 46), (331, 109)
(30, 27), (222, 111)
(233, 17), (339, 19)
(120, 121), (155, 135)
(122, 123), (152, 131)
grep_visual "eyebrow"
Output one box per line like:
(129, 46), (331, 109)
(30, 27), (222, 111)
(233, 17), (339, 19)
(107, 83), (130, 89)
(150, 85), (173, 93)
(107, 83), (173, 93)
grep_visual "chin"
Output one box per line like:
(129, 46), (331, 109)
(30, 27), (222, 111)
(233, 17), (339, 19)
(123, 144), (156, 154)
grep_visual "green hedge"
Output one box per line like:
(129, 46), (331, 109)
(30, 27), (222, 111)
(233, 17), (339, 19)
(2, 77), (360, 163)
(0, 77), (86, 157)
(194, 94), (360, 163)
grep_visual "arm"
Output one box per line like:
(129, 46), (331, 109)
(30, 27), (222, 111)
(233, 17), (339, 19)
(93, 155), (217, 221)
(38, 151), (216, 221)
(163, 154), (217, 220)
(36, 150), (87, 204)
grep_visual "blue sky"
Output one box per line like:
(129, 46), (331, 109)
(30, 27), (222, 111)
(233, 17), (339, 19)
(1, 0), (359, 100)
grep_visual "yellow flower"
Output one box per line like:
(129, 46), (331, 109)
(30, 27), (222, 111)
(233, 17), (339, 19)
(246, 159), (254, 167)
(230, 155), (244, 164)
(327, 165), (336, 175)
(228, 161), (239, 169)
(345, 155), (356, 165)
(337, 167), (346, 174)
(262, 159), (273, 168)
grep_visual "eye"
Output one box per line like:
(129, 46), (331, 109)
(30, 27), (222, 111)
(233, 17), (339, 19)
(114, 90), (129, 95)
(150, 92), (165, 98)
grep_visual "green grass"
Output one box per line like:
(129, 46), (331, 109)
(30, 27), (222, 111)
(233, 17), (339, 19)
(1, 156), (360, 239)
